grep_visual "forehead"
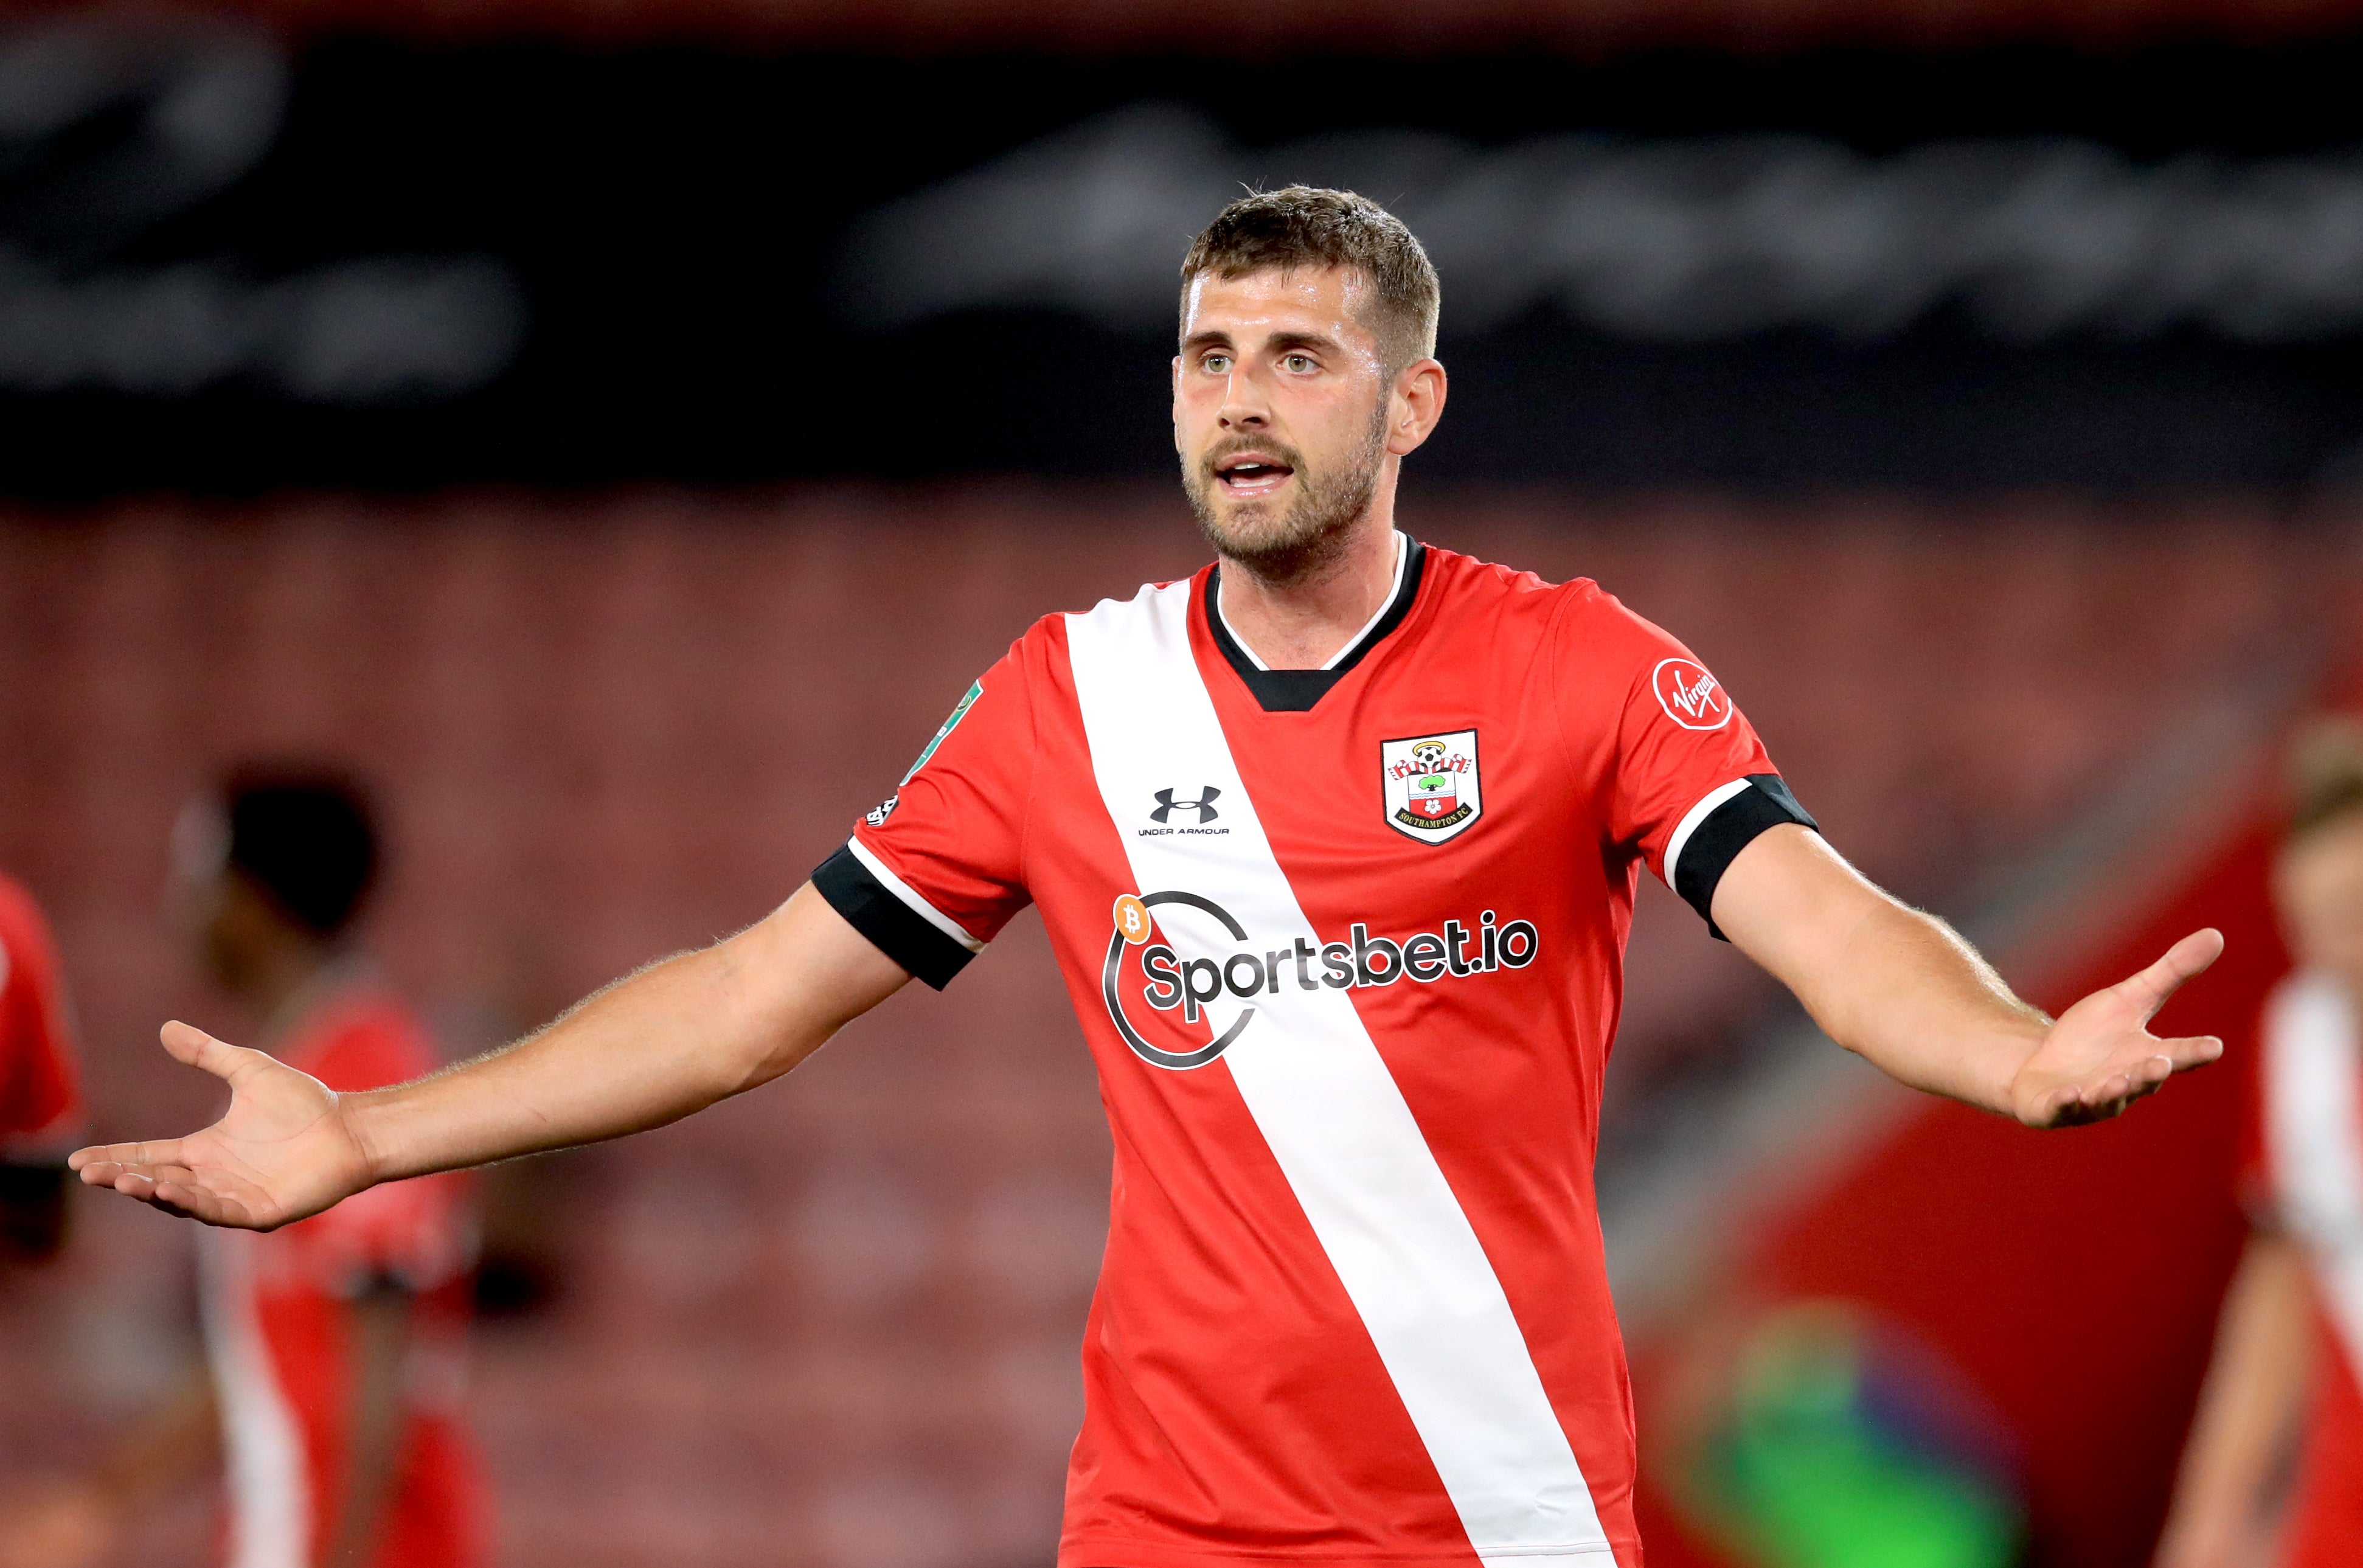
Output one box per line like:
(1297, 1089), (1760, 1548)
(1181, 264), (1379, 350)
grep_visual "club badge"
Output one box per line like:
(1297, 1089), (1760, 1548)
(1381, 729), (1482, 844)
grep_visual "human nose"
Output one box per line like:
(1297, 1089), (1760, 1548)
(1217, 364), (1271, 430)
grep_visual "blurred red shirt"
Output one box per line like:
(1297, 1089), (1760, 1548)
(2247, 974), (2363, 1566)
(0, 869), (82, 1154)
(200, 972), (488, 1568)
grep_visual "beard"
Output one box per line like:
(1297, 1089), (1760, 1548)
(1182, 400), (1389, 584)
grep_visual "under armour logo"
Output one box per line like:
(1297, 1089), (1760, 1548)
(1151, 787), (1221, 824)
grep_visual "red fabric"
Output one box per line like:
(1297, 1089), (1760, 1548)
(2280, 1300), (2363, 1567)
(207, 980), (487, 1568)
(852, 546), (1783, 1568)
(0, 870), (80, 1148)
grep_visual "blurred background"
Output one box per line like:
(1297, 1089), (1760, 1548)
(0, 1), (2358, 1564)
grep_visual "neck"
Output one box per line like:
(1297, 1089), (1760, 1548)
(1218, 510), (1401, 673)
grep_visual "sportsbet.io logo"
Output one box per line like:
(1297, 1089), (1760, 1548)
(1102, 890), (1538, 1070)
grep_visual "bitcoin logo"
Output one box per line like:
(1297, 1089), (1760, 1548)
(1113, 893), (1153, 945)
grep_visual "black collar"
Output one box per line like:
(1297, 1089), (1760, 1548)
(1204, 539), (1428, 713)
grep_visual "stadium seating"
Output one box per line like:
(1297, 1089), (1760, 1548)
(0, 490), (2343, 1567)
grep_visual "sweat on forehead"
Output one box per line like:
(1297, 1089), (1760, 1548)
(1182, 266), (1386, 351)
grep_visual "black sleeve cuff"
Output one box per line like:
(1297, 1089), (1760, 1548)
(812, 843), (978, 990)
(1673, 773), (1820, 941)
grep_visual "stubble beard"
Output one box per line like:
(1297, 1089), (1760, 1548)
(1183, 400), (1389, 586)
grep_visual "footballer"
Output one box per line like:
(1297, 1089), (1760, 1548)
(74, 189), (2226, 1568)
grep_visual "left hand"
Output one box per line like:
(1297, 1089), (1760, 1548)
(2008, 928), (2226, 1127)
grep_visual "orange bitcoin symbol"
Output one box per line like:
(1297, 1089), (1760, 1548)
(1113, 893), (1152, 945)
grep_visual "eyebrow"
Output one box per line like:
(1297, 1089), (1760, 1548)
(1179, 328), (1350, 357)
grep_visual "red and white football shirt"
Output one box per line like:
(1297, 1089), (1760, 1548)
(2247, 975), (2363, 1565)
(0, 869), (83, 1156)
(816, 538), (1811, 1568)
(201, 973), (488, 1568)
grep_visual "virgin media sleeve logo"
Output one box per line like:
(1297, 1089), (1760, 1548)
(1651, 658), (1734, 730)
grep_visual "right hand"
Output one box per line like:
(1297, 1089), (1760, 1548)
(69, 1021), (375, 1230)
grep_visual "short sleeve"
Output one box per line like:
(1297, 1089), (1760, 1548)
(1553, 586), (1817, 935)
(0, 879), (82, 1151)
(813, 630), (1043, 988)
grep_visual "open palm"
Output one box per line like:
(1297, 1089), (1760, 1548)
(2009, 928), (2226, 1128)
(69, 1021), (375, 1229)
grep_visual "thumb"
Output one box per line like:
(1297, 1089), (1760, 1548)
(2118, 928), (2227, 1021)
(159, 1020), (265, 1085)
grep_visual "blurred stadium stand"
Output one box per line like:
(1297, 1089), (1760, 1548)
(0, 492), (2348, 1566)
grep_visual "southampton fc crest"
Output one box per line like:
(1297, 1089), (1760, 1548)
(1381, 730), (1482, 844)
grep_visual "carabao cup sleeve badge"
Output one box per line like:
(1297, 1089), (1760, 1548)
(1380, 730), (1482, 844)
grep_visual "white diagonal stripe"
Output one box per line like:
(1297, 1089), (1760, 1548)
(1066, 580), (1611, 1560)
(2265, 974), (2363, 1376)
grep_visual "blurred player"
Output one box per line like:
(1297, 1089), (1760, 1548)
(0, 867), (83, 1264)
(2156, 723), (2363, 1568)
(77, 190), (2224, 1568)
(9, 774), (487, 1568)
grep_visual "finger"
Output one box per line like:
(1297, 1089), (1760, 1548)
(2036, 1069), (2148, 1126)
(2049, 1083), (2137, 1126)
(106, 1164), (198, 1195)
(2115, 928), (2226, 1021)
(112, 1168), (249, 1226)
(2154, 1034), (2226, 1071)
(2083, 1072), (2135, 1107)
(69, 1140), (185, 1176)
(2033, 1079), (2092, 1125)
(159, 1020), (268, 1086)
(150, 1180), (253, 1228)
(2081, 1041), (2216, 1105)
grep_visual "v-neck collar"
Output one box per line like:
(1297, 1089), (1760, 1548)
(1204, 536), (1428, 713)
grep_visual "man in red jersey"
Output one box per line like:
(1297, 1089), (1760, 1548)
(2157, 725), (2363, 1568)
(0, 868), (83, 1264)
(78, 190), (2223, 1568)
(18, 776), (485, 1568)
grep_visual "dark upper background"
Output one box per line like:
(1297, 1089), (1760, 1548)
(16, 12), (2363, 499)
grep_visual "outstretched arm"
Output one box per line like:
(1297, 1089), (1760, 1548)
(1714, 825), (2223, 1126)
(72, 882), (909, 1228)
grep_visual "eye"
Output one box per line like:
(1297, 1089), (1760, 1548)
(1282, 353), (1316, 373)
(1201, 352), (1231, 374)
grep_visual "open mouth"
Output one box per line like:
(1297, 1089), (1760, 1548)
(1214, 451), (1296, 499)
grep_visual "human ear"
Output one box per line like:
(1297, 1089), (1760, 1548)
(1385, 359), (1448, 456)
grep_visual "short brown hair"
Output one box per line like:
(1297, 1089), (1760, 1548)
(2288, 716), (2363, 842)
(1179, 186), (1440, 372)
